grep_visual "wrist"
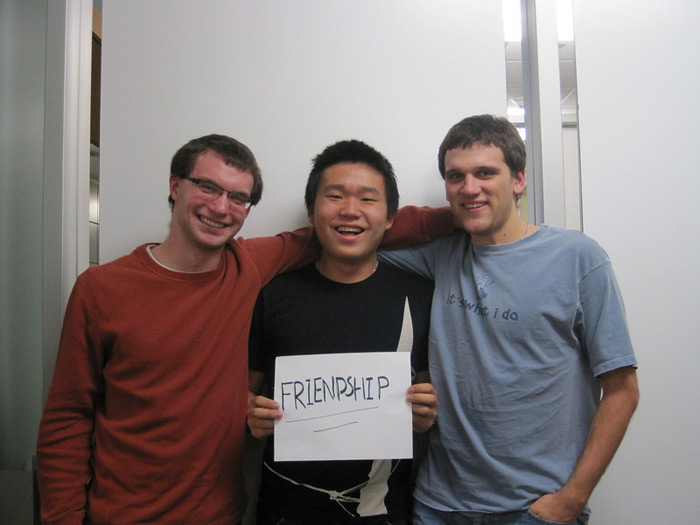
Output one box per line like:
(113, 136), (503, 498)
(556, 484), (589, 514)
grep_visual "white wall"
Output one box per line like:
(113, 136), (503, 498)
(98, 0), (700, 522)
(100, 0), (507, 263)
(575, 1), (700, 522)
(100, 7), (505, 520)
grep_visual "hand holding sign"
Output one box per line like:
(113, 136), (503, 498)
(407, 381), (439, 432)
(247, 391), (281, 439)
(273, 352), (413, 461)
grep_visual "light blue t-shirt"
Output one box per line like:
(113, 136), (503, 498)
(379, 225), (637, 515)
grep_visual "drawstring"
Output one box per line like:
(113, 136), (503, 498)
(263, 461), (399, 518)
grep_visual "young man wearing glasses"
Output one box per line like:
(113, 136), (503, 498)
(37, 135), (452, 525)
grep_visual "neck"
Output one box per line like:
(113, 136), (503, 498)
(315, 256), (379, 284)
(151, 237), (224, 273)
(472, 217), (533, 246)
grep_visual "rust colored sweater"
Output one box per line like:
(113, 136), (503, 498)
(37, 207), (453, 525)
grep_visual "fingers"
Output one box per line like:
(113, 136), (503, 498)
(407, 383), (439, 433)
(407, 383), (439, 409)
(247, 394), (283, 439)
(249, 394), (280, 411)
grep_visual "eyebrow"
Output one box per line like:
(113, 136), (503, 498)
(322, 183), (381, 195)
(446, 165), (501, 174)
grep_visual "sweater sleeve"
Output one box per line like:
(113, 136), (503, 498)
(37, 277), (104, 525)
(380, 206), (454, 250)
(238, 226), (321, 288)
(240, 206), (452, 287)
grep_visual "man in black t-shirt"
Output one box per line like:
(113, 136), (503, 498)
(247, 140), (439, 525)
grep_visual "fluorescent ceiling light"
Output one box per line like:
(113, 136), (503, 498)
(502, 0), (575, 42)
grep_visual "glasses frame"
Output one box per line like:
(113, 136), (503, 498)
(185, 176), (253, 210)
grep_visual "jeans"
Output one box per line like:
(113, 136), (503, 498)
(257, 516), (409, 525)
(412, 499), (588, 525)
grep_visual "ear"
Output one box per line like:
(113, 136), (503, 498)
(513, 169), (526, 197)
(307, 209), (315, 226)
(169, 176), (181, 203)
(385, 215), (395, 231)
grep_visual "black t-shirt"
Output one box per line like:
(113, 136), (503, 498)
(249, 261), (433, 524)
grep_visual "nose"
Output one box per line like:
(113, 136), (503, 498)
(210, 192), (230, 214)
(339, 197), (361, 217)
(460, 174), (479, 196)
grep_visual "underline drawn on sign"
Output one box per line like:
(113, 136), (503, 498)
(285, 405), (380, 433)
(314, 421), (358, 433)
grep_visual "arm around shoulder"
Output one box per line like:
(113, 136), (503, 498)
(237, 226), (322, 285)
(381, 206), (454, 250)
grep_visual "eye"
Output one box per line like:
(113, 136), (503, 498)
(199, 181), (221, 195)
(475, 169), (497, 178)
(228, 192), (250, 205)
(446, 172), (464, 183)
(361, 197), (378, 203)
(325, 193), (342, 200)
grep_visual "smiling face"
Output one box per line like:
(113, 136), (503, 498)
(444, 143), (526, 245)
(309, 162), (393, 279)
(169, 150), (253, 254)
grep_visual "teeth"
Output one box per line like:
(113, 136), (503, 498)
(200, 216), (225, 228)
(464, 203), (485, 209)
(336, 226), (364, 234)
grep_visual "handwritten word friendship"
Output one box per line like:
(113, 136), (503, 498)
(280, 375), (390, 411)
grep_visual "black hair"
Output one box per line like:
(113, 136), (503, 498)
(304, 139), (399, 216)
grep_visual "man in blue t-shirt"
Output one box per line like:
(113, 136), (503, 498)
(247, 140), (439, 524)
(380, 115), (639, 524)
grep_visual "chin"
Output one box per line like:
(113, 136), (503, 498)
(457, 220), (478, 232)
(198, 235), (232, 251)
(461, 225), (489, 237)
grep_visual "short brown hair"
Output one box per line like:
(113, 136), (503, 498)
(168, 134), (263, 210)
(438, 115), (526, 178)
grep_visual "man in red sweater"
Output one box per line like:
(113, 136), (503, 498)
(36, 134), (452, 524)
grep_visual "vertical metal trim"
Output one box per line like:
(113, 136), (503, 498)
(520, 0), (544, 225)
(519, 0), (569, 228)
(42, 0), (92, 400)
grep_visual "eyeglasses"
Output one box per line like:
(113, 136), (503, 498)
(185, 176), (253, 209)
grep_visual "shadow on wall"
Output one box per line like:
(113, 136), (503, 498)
(0, 458), (40, 524)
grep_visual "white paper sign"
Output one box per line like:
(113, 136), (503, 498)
(273, 352), (413, 462)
